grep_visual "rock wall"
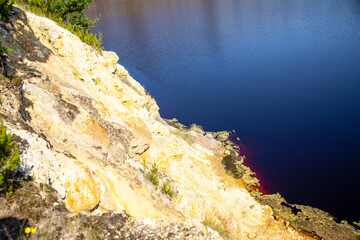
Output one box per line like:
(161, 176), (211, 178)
(0, 8), (309, 239)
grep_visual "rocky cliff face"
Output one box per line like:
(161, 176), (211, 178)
(0, 8), (309, 239)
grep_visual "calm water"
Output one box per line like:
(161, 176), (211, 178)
(86, 0), (360, 221)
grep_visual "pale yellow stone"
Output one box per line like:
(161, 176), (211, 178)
(64, 167), (100, 213)
(0, 10), (308, 240)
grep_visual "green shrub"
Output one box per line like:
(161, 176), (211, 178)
(0, 116), (20, 194)
(15, 0), (103, 51)
(0, 0), (14, 22)
(17, 0), (92, 25)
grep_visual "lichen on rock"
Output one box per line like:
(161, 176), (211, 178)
(257, 193), (360, 240)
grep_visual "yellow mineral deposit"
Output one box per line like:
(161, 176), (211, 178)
(64, 167), (101, 213)
(0, 9), (311, 239)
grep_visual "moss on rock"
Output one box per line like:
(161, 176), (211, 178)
(257, 193), (360, 240)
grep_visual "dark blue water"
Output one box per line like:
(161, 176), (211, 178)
(86, 0), (360, 221)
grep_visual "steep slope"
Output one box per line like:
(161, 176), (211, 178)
(0, 7), (309, 239)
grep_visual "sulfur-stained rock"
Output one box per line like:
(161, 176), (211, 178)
(2, 7), (353, 240)
(64, 166), (101, 213)
(102, 51), (119, 68)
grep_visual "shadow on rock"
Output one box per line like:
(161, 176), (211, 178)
(0, 217), (28, 240)
(0, 6), (53, 79)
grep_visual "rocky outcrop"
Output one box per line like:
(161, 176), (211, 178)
(257, 194), (360, 240)
(0, 182), (220, 239)
(0, 7), (319, 239)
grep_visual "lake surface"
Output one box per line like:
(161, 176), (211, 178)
(85, 0), (360, 221)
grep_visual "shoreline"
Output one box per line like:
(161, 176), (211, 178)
(164, 118), (360, 239)
(0, 6), (359, 239)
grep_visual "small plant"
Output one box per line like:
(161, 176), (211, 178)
(144, 162), (174, 198)
(11, 77), (22, 85)
(146, 163), (159, 189)
(340, 220), (348, 225)
(161, 181), (173, 198)
(0, 116), (20, 194)
(0, 0), (14, 23)
(72, 70), (80, 78)
(0, 47), (12, 55)
(142, 158), (147, 169)
(91, 77), (100, 85)
(25, 226), (38, 235)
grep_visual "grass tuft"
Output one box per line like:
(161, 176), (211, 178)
(161, 181), (173, 198)
(146, 163), (159, 189)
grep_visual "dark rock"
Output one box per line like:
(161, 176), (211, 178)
(0, 217), (29, 240)
(258, 193), (360, 240)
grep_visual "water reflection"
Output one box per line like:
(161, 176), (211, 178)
(200, 0), (221, 58)
(123, 0), (153, 74)
(86, 0), (360, 221)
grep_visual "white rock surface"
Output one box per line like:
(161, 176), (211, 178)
(0, 8), (306, 240)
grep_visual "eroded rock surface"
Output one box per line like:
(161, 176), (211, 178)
(0, 7), (325, 239)
(0, 182), (220, 239)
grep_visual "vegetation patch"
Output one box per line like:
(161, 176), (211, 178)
(256, 193), (360, 240)
(143, 161), (174, 198)
(0, 0), (13, 23)
(161, 181), (173, 198)
(92, 77), (100, 85)
(354, 221), (360, 227)
(10, 77), (22, 85)
(146, 162), (159, 189)
(222, 154), (259, 191)
(164, 118), (188, 131)
(14, 0), (103, 51)
(0, 116), (20, 196)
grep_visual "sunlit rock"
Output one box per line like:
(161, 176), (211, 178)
(64, 166), (101, 213)
(0, 7), (317, 239)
